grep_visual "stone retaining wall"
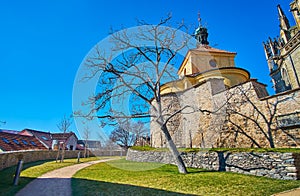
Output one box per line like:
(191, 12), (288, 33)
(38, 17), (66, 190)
(0, 150), (84, 170)
(126, 149), (300, 180)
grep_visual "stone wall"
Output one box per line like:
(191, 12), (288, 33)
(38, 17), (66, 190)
(0, 150), (85, 170)
(126, 149), (300, 180)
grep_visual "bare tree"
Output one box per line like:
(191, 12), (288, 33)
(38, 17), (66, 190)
(216, 83), (296, 148)
(132, 121), (148, 146)
(56, 114), (72, 162)
(81, 16), (194, 173)
(110, 120), (136, 151)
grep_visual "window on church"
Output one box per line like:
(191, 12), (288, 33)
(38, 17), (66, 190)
(272, 69), (292, 93)
(282, 68), (291, 88)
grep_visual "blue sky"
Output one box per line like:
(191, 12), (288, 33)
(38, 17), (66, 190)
(0, 0), (294, 138)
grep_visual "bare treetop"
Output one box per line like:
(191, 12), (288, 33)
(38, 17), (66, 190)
(73, 16), (197, 173)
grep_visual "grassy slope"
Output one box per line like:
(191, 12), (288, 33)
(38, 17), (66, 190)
(72, 159), (300, 196)
(0, 157), (100, 196)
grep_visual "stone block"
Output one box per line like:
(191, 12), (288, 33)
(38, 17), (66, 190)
(286, 166), (297, 172)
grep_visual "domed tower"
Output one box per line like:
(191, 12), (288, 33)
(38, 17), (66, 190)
(161, 14), (250, 95)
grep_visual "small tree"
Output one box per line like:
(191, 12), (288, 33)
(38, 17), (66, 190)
(56, 115), (72, 162)
(110, 120), (136, 151)
(83, 127), (90, 158)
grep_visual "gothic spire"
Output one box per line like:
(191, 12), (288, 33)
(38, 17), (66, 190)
(277, 4), (291, 31)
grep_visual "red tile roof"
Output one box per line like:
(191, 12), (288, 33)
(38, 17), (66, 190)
(20, 129), (52, 149)
(0, 132), (47, 152)
(190, 45), (236, 54)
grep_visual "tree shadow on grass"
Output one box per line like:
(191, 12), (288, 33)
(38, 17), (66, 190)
(72, 178), (196, 196)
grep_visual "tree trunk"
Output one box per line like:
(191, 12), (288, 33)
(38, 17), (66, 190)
(268, 128), (275, 148)
(56, 148), (60, 163)
(161, 124), (187, 174)
(84, 145), (87, 158)
(61, 143), (65, 163)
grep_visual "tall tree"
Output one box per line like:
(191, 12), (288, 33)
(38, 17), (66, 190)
(56, 114), (72, 162)
(81, 16), (195, 173)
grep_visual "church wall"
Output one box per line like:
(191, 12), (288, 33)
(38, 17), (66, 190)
(282, 44), (300, 89)
(180, 81), (213, 148)
(150, 93), (183, 148)
(215, 82), (300, 148)
(290, 0), (300, 28)
(151, 80), (300, 149)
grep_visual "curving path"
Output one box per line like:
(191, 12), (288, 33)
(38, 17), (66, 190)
(16, 158), (117, 196)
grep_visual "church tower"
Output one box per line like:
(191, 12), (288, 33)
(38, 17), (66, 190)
(263, 1), (300, 94)
(161, 15), (250, 95)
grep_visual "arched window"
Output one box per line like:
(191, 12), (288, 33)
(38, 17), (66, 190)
(281, 68), (291, 88)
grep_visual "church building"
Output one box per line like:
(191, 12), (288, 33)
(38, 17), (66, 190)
(263, 1), (300, 93)
(151, 0), (300, 148)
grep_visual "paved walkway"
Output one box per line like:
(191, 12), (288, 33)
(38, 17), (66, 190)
(16, 158), (116, 196)
(272, 187), (300, 196)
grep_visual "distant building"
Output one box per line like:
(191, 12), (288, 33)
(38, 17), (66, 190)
(77, 140), (101, 150)
(134, 136), (150, 147)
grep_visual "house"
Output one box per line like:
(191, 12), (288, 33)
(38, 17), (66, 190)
(51, 132), (78, 150)
(0, 129), (47, 152)
(0, 128), (79, 152)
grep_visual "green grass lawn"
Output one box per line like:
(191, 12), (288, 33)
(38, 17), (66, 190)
(0, 156), (102, 196)
(72, 159), (300, 196)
